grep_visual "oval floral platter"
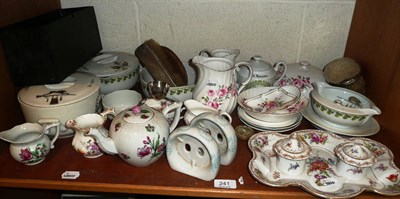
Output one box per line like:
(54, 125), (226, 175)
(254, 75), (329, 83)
(248, 129), (400, 198)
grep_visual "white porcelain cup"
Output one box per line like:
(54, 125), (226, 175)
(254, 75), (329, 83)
(102, 90), (142, 115)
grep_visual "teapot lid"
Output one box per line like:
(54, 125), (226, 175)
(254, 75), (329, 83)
(78, 51), (139, 77)
(122, 106), (154, 124)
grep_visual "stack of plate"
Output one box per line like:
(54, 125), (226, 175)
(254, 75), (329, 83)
(238, 107), (302, 133)
(301, 104), (380, 137)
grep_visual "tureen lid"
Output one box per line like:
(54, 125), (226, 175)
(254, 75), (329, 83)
(276, 61), (325, 97)
(18, 72), (100, 108)
(79, 51), (139, 77)
(334, 142), (377, 168)
(273, 132), (312, 160)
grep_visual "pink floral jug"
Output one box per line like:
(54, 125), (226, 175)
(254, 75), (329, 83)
(191, 56), (253, 113)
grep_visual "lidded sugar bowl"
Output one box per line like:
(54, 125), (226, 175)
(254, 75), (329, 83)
(334, 142), (377, 180)
(273, 132), (312, 175)
(237, 55), (287, 88)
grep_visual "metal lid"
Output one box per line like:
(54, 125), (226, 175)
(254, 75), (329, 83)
(334, 142), (377, 168)
(273, 132), (312, 160)
(18, 72), (100, 108)
(79, 51), (139, 77)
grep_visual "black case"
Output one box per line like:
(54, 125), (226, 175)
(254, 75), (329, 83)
(0, 6), (102, 87)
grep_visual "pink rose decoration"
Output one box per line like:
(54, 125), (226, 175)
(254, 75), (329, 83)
(207, 101), (219, 109)
(132, 105), (141, 115)
(218, 88), (229, 97)
(207, 90), (216, 96)
(137, 146), (152, 158)
(19, 148), (33, 161)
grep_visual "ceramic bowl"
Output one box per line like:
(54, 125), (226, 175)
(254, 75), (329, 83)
(310, 82), (381, 127)
(140, 62), (196, 102)
(79, 51), (140, 95)
(102, 90), (142, 115)
(238, 86), (308, 123)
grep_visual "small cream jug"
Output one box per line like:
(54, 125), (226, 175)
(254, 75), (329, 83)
(65, 109), (113, 158)
(199, 48), (240, 62)
(0, 119), (60, 165)
(191, 56), (253, 113)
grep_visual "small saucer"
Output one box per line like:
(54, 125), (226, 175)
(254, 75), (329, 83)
(238, 107), (299, 128)
(238, 107), (302, 132)
(301, 104), (380, 137)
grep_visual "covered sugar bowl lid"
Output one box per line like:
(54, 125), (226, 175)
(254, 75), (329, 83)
(248, 55), (273, 77)
(273, 132), (312, 160)
(334, 142), (377, 168)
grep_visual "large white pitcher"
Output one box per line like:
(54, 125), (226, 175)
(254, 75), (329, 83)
(191, 56), (253, 113)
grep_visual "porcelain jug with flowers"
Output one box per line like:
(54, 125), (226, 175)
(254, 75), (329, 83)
(191, 55), (253, 113)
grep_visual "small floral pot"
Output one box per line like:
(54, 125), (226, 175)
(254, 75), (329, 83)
(66, 113), (110, 158)
(273, 132), (312, 176)
(334, 142), (377, 180)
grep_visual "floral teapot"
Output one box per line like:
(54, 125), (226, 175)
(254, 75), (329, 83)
(87, 101), (182, 167)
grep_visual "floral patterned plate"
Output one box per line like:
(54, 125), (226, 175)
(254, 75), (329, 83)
(248, 130), (400, 198)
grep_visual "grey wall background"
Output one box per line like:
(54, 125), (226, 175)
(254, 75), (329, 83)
(61, 0), (355, 68)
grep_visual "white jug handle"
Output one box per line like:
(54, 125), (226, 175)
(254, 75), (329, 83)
(162, 101), (183, 132)
(199, 48), (212, 57)
(273, 61), (287, 83)
(235, 62), (253, 93)
(38, 119), (60, 149)
(219, 111), (232, 124)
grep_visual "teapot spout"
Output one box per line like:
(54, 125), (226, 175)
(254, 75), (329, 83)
(86, 128), (118, 155)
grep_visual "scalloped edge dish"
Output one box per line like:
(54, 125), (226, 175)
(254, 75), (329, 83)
(248, 130), (400, 198)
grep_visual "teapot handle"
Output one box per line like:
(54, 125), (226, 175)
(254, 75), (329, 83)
(272, 61), (287, 85)
(162, 101), (183, 132)
(38, 119), (60, 149)
(100, 107), (116, 119)
(235, 62), (253, 93)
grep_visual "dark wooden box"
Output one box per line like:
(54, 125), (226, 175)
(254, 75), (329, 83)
(0, 6), (102, 87)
